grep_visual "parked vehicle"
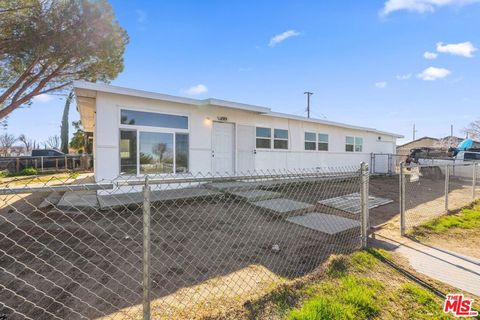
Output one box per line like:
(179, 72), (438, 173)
(31, 149), (65, 157)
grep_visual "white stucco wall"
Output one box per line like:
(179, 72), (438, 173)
(94, 92), (397, 182)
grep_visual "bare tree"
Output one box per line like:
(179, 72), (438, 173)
(0, 132), (17, 156)
(463, 119), (480, 140)
(18, 133), (32, 153)
(45, 135), (60, 149)
(433, 136), (459, 150)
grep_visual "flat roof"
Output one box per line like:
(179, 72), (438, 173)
(73, 81), (403, 138)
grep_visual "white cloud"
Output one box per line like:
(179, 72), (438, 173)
(375, 81), (388, 88)
(32, 94), (52, 103)
(269, 30), (301, 47)
(135, 9), (147, 23)
(417, 66), (451, 80)
(396, 73), (412, 80)
(423, 51), (438, 59)
(436, 41), (477, 57)
(184, 84), (208, 95)
(380, 0), (480, 16)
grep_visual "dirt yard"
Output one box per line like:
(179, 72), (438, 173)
(0, 172), (477, 319)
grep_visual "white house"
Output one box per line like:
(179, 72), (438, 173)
(73, 81), (403, 182)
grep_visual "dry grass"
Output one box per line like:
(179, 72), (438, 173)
(217, 249), (460, 319)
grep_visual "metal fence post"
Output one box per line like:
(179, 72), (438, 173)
(473, 163), (477, 201)
(360, 162), (369, 248)
(444, 165), (449, 212)
(399, 162), (406, 236)
(143, 176), (151, 320)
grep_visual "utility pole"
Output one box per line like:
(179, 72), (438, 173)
(304, 91), (313, 118)
(413, 123), (417, 140)
(450, 124), (453, 137)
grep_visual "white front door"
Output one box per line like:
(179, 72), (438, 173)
(237, 124), (255, 173)
(212, 122), (235, 175)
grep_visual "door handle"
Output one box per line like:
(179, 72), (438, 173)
(253, 149), (257, 154)
(212, 150), (215, 158)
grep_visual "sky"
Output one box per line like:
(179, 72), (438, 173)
(6, 0), (480, 145)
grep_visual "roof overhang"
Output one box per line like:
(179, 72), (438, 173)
(73, 81), (270, 128)
(73, 81), (403, 139)
(265, 112), (404, 138)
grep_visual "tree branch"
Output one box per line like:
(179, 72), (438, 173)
(0, 57), (40, 104)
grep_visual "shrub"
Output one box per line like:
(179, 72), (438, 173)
(20, 167), (38, 176)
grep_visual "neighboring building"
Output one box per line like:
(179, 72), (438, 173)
(397, 136), (480, 156)
(0, 146), (28, 157)
(74, 81), (403, 182)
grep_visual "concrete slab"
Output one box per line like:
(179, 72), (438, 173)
(98, 187), (222, 209)
(318, 192), (393, 214)
(287, 213), (361, 235)
(251, 198), (314, 216)
(39, 191), (63, 209)
(57, 191), (99, 209)
(228, 189), (282, 202)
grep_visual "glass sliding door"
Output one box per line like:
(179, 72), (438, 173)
(120, 130), (137, 175)
(139, 132), (174, 174)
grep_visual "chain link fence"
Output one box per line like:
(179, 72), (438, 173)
(1, 164), (371, 319)
(400, 162), (479, 234)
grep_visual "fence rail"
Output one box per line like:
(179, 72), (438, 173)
(0, 154), (92, 174)
(0, 164), (371, 319)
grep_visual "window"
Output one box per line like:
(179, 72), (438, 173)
(119, 109), (189, 175)
(355, 137), (363, 152)
(346, 136), (363, 152)
(318, 133), (329, 151)
(305, 132), (316, 150)
(121, 109), (188, 129)
(464, 152), (480, 161)
(256, 127), (271, 148)
(139, 132), (174, 174)
(175, 133), (189, 173)
(274, 129), (288, 149)
(120, 130), (137, 174)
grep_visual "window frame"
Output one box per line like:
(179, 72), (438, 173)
(273, 128), (289, 150)
(119, 108), (190, 176)
(345, 135), (363, 152)
(304, 131), (329, 151)
(120, 108), (189, 130)
(256, 127), (272, 149)
(318, 133), (329, 151)
(304, 132), (317, 151)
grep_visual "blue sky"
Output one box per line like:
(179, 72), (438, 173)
(6, 0), (480, 145)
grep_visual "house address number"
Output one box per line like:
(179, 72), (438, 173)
(217, 116), (228, 121)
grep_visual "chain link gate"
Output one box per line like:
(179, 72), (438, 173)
(1, 164), (370, 319)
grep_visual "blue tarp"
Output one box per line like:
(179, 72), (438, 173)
(457, 139), (474, 150)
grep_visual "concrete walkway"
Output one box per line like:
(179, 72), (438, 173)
(373, 235), (480, 296)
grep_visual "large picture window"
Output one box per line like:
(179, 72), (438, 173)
(139, 132), (174, 174)
(346, 136), (363, 152)
(256, 127), (271, 149)
(119, 109), (189, 175)
(274, 129), (288, 149)
(121, 109), (188, 129)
